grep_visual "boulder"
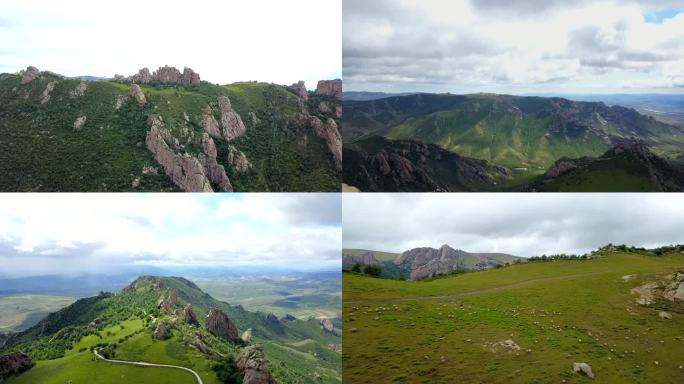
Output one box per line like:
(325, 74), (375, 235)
(288, 81), (308, 100)
(153, 322), (170, 340)
(664, 271), (684, 302)
(218, 96), (246, 140)
(21, 66), (40, 84)
(184, 304), (199, 325)
(226, 145), (252, 174)
(315, 79), (342, 100)
(40, 82), (56, 104)
(205, 308), (239, 341)
(114, 94), (128, 110)
(70, 82), (87, 98)
(74, 116), (87, 130)
(658, 311), (672, 320)
(241, 328), (253, 343)
(129, 84), (146, 106)
(320, 318), (334, 333)
(236, 344), (276, 384)
(573, 362), (595, 379)
(0, 352), (34, 380)
(631, 282), (659, 305)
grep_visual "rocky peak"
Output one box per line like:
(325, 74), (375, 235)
(182, 67), (201, 85)
(217, 95), (246, 140)
(120, 65), (201, 85)
(342, 251), (381, 267)
(287, 81), (308, 100)
(316, 79), (342, 100)
(236, 344), (276, 384)
(395, 245), (470, 280)
(21, 66), (40, 84)
(184, 304), (199, 325)
(205, 308), (239, 341)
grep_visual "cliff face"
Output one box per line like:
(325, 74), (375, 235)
(205, 308), (239, 341)
(316, 79), (342, 100)
(120, 65), (201, 86)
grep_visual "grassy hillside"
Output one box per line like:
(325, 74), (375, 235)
(0, 294), (75, 333)
(343, 249), (400, 262)
(343, 251), (684, 383)
(0, 71), (340, 191)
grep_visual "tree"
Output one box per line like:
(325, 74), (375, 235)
(351, 263), (361, 273)
(363, 264), (382, 277)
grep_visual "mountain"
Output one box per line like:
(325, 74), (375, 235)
(0, 275), (341, 383)
(531, 141), (684, 192)
(342, 91), (419, 101)
(343, 136), (512, 192)
(343, 245), (522, 280)
(0, 66), (341, 192)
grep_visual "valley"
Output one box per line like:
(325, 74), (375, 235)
(342, 247), (684, 383)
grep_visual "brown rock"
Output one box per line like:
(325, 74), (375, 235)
(199, 133), (233, 192)
(0, 352), (34, 380)
(40, 82), (56, 104)
(236, 344), (276, 384)
(129, 84), (146, 106)
(168, 289), (179, 305)
(21, 66), (40, 84)
(153, 322), (170, 340)
(153, 65), (182, 84)
(184, 304), (199, 325)
(227, 145), (251, 174)
(205, 308), (239, 341)
(131, 67), (152, 83)
(182, 67), (201, 85)
(218, 96), (246, 140)
(316, 79), (342, 100)
(201, 107), (222, 138)
(288, 81), (308, 100)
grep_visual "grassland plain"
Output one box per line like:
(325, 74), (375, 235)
(0, 294), (75, 332)
(343, 251), (684, 383)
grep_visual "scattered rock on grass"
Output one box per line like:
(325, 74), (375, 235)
(573, 362), (595, 379)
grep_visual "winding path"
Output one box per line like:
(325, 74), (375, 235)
(93, 349), (203, 384)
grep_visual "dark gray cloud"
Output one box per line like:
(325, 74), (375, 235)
(343, 194), (684, 257)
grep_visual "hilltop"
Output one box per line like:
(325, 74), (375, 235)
(343, 245), (684, 383)
(0, 275), (341, 383)
(0, 66), (342, 192)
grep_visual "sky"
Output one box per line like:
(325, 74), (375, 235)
(343, 0), (684, 94)
(0, 0), (341, 88)
(343, 193), (684, 257)
(0, 194), (341, 278)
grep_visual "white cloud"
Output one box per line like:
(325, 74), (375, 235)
(0, 193), (341, 277)
(0, 0), (341, 88)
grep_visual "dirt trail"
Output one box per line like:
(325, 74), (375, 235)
(344, 270), (609, 305)
(93, 348), (203, 384)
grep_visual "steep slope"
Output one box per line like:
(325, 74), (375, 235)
(532, 141), (684, 192)
(0, 66), (341, 191)
(0, 276), (341, 383)
(343, 93), (684, 169)
(343, 136), (512, 192)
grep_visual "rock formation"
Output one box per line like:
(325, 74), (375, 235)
(573, 362), (595, 379)
(663, 271), (684, 302)
(227, 145), (252, 174)
(281, 314), (296, 321)
(236, 344), (276, 384)
(184, 304), (199, 325)
(168, 289), (179, 305)
(129, 84), (146, 106)
(395, 244), (470, 280)
(199, 133), (233, 192)
(342, 251), (381, 267)
(21, 66), (40, 84)
(201, 107), (222, 138)
(40, 82), (55, 104)
(158, 294), (173, 314)
(288, 81), (308, 100)
(145, 115), (214, 192)
(130, 67), (152, 83)
(74, 116), (87, 130)
(153, 322), (169, 340)
(182, 67), (201, 85)
(122, 66), (200, 85)
(318, 101), (332, 114)
(316, 79), (342, 100)
(241, 328), (253, 343)
(327, 344), (341, 353)
(205, 308), (239, 341)
(266, 313), (279, 323)
(320, 318), (334, 333)
(335, 105), (342, 119)
(544, 157), (593, 178)
(0, 352), (34, 380)
(70, 82), (87, 98)
(632, 272), (684, 305)
(218, 96), (246, 140)
(658, 311), (672, 320)
(114, 94), (128, 110)
(290, 113), (341, 171)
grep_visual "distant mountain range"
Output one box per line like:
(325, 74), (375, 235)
(343, 245), (522, 280)
(343, 93), (684, 191)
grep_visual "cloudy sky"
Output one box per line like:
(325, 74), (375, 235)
(343, 194), (684, 257)
(0, 0), (341, 88)
(344, 0), (684, 94)
(0, 194), (341, 278)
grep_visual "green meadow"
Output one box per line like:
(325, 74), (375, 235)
(0, 294), (75, 332)
(343, 251), (684, 383)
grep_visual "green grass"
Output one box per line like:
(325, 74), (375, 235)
(343, 252), (684, 383)
(0, 294), (75, 332)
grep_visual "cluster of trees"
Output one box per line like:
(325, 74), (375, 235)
(350, 263), (383, 277)
(213, 356), (242, 384)
(528, 253), (588, 262)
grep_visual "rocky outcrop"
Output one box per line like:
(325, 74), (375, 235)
(153, 322), (170, 340)
(663, 271), (684, 302)
(573, 362), (595, 379)
(168, 289), (179, 305)
(659, 311), (672, 320)
(281, 314), (296, 321)
(335, 105), (342, 119)
(70, 82), (87, 98)
(184, 304), (199, 325)
(0, 352), (34, 380)
(122, 66), (201, 85)
(394, 244), (470, 280)
(226, 145), (252, 174)
(290, 113), (341, 171)
(199, 133), (233, 192)
(342, 251), (381, 267)
(182, 67), (201, 85)
(201, 107), (222, 138)
(130, 67), (152, 83)
(241, 328), (253, 343)
(237, 344), (276, 384)
(40, 82), (56, 104)
(320, 318), (334, 333)
(316, 79), (342, 100)
(327, 344), (341, 353)
(74, 116), (87, 130)
(288, 81), (308, 100)
(193, 332), (209, 354)
(21, 66), (40, 84)
(129, 84), (146, 106)
(158, 295), (173, 314)
(631, 272), (684, 305)
(266, 313), (279, 323)
(205, 308), (239, 341)
(114, 94), (128, 110)
(145, 115), (214, 192)
(318, 101), (332, 114)
(544, 157), (593, 178)
(218, 96), (246, 140)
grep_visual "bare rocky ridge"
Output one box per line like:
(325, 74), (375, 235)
(205, 308), (239, 341)
(217, 96), (246, 140)
(287, 81), (308, 100)
(0, 352), (34, 380)
(21, 66), (40, 84)
(316, 79), (342, 100)
(290, 113), (342, 171)
(118, 66), (200, 86)
(199, 133), (233, 191)
(342, 251), (381, 267)
(237, 344), (276, 384)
